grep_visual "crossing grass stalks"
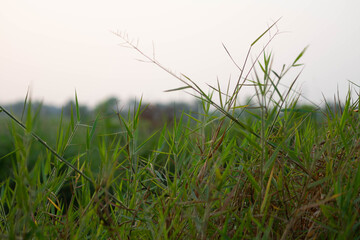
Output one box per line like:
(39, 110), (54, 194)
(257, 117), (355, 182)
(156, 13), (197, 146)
(0, 21), (359, 239)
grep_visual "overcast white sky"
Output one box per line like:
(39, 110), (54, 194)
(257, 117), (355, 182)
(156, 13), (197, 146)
(1, 0), (359, 107)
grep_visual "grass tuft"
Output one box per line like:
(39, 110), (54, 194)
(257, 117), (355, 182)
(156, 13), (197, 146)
(0, 22), (359, 239)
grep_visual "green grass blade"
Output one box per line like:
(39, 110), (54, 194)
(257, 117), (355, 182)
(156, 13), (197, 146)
(164, 86), (192, 92)
(251, 18), (281, 46)
(292, 46), (308, 66)
(75, 90), (81, 122)
(244, 166), (261, 194)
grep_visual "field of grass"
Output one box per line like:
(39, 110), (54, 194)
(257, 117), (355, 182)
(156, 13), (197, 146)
(1, 23), (360, 239)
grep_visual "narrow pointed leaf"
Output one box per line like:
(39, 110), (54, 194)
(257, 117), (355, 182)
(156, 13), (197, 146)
(164, 86), (192, 92)
(292, 46), (308, 66)
(251, 18), (281, 46)
(75, 91), (80, 122)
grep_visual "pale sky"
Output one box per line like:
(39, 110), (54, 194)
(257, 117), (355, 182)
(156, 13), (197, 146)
(1, 0), (359, 107)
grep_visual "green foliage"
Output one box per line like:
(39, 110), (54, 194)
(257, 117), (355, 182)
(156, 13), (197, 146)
(0, 23), (359, 239)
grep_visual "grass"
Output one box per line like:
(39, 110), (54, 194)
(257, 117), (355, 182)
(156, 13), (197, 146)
(0, 22), (360, 239)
